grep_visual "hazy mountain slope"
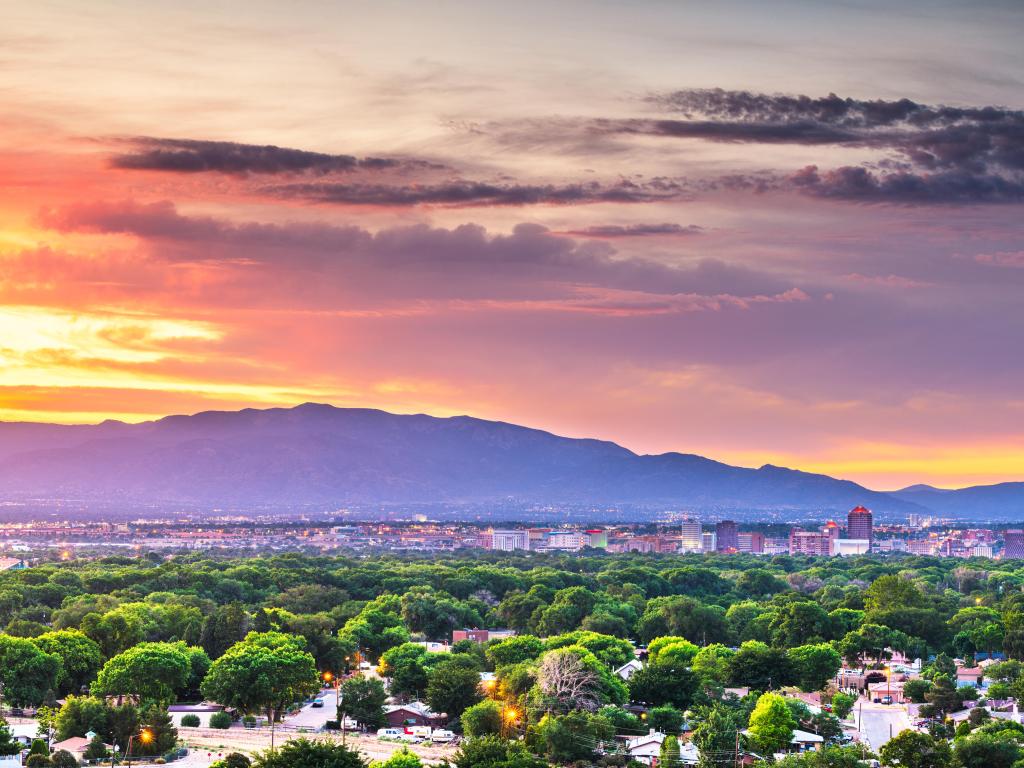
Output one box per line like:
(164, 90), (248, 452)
(893, 482), (1024, 519)
(0, 403), (922, 512)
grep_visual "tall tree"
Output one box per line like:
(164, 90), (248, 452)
(201, 632), (319, 725)
(747, 693), (797, 756)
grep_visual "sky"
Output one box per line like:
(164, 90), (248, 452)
(2, 0), (1024, 490)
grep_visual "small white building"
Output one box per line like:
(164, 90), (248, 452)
(615, 659), (644, 680)
(625, 731), (699, 766)
(168, 703), (227, 728)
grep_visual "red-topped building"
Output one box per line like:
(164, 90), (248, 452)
(847, 506), (873, 545)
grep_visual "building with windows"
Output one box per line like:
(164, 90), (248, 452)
(715, 520), (739, 553)
(738, 531), (765, 554)
(1003, 530), (1024, 559)
(491, 529), (529, 551)
(680, 517), (702, 552)
(789, 528), (832, 556)
(847, 506), (873, 545)
(702, 531), (717, 552)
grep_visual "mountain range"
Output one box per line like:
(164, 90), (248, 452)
(0, 403), (1019, 519)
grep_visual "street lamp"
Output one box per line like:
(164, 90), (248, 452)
(123, 728), (153, 768)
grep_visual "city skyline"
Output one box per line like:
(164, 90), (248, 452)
(3, 1), (1024, 489)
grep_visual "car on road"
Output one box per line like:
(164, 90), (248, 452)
(881, 696), (893, 705)
(311, 699), (325, 708)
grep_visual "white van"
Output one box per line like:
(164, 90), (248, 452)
(431, 729), (456, 743)
(377, 728), (403, 739)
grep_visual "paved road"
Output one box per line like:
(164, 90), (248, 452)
(858, 702), (912, 752)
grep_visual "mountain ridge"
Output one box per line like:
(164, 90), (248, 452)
(0, 402), (1018, 517)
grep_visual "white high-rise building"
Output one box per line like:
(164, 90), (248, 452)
(680, 517), (702, 552)
(701, 531), (717, 552)
(491, 529), (529, 551)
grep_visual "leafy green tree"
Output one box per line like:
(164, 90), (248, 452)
(379, 643), (433, 699)
(777, 746), (875, 768)
(340, 676), (386, 730)
(693, 705), (737, 768)
(199, 604), (251, 659)
(371, 747), (421, 768)
(212, 753), (251, 768)
(0, 634), (62, 707)
(83, 735), (109, 762)
(902, 679), (932, 703)
(201, 631), (319, 724)
(545, 631), (634, 668)
(92, 641), (192, 706)
(486, 636), (544, 668)
(787, 644), (841, 692)
(252, 738), (367, 768)
(32, 630), (102, 696)
(133, 706), (177, 756)
(339, 606), (410, 661)
(692, 644), (735, 688)
(661, 734), (682, 766)
(50, 751), (77, 768)
(54, 696), (109, 741)
(747, 692), (797, 755)
(924, 675), (960, 716)
(628, 660), (698, 709)
(426, 657), (483, 720)
(952, 733), (1021, 768)
(80, 609), (145, 658)
(864, 576), (925, 613)
(649, 705), (684, 734)
(462, 699), (503, 738)
(451, 735), (546, 768)
(771, 602), (832, 647)
(598, 705), (642, 734)
(530, 711), (614, 764)
(728, 641), (794, 690)
(830, 692), (856, 720)
(0, 719), (20, 757)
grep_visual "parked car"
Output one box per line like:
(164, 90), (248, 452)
(881, 696), (893, 705)
(377, 728), (404, 739)
(311, 699), (325, 708)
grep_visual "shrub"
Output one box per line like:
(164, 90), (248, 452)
(181, 714), (201, 727)
(26, 756), (52, 768)
(51, 751), (78, 768)
(209, 711), (232, 729)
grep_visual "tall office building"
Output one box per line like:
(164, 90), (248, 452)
(702, 531), (717, 552)
(716, 520), (739, 553)
(491, 529), (529, 551)
(789, 528), (832, 556)
(680, 517), (703, 552)
(1004, 530), (1024, 559)
(738, 531), (765, 554)
(847, 506), (873, 545)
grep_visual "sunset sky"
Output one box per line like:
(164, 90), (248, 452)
(3, 0), (1024, 489)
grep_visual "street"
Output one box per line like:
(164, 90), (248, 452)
(857, 700), (912, 752)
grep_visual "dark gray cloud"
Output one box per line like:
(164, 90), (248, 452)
(266, 179), (688, 207)
(111, 137), (444, 175)
(560, 223), (703, 238)
(788, 165), (1024, 204)
(39, 200), (793, 303)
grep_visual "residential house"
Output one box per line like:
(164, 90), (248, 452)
(384, 701), (446, 728)
(625, 730), (700, 766)
(615, 659), (644, 680)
